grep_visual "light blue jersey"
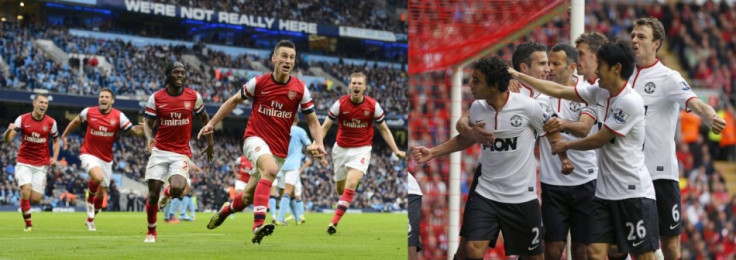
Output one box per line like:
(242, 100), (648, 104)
(281, 125), (311, 171)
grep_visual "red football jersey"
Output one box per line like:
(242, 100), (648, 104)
(144, 88), (204, 158)
(79, 107), (132, 162)
(235, 155), (253, 182)
(328, 95), (385, 148)
(13, 113), (58, 166)
(240, 73), (315, 158)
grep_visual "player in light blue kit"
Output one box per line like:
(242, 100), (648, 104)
(275, 116), (312, 225)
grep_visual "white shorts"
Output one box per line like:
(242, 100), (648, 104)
(235, 180), (247, 191)
(283, 169), (299, 186)
(80, 154), (113, 187)
(275, 171), (285, 189)
(332, 145), (372, 182)
(242, 137), (284, 179)
(295, 178), (302, 197)
(16, 163), (47, 193)
(145, 148), (190, 182)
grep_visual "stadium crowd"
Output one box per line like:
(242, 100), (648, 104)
(409, 1), (736, 259)
(0, 22), (407, 115)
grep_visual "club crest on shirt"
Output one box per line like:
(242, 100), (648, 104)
(644, 82), (656, 94)
(183, 102), (192, 109)
(680, 81), (691, 91)
(42, 125), (48, 132)
(612, 108), (630, 124)
(288, 91), (297, 100)
(510, 115), (522, 127)
(110, 119), (116, 126)
(363, 110), (370, 116)
(568, 102), (582, 113)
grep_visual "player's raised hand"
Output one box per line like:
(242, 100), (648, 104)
(395, 150), (406, 159)
(411, 146), (433, 164)
(308, 143), (327, 158)
(707, 114), (726, 135)
(8, 123), (15, 130)
(197, 124), (214, 139)
(50, 158), (57, 167)
(507, 67), (520, 78)
(131, 123), (145, 136)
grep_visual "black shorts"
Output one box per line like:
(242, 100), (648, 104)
(459, 165), (482, 237)
(589, 197), (659, 254)
(408, 194), (422, 250)
(653, 179), (682, 236)
(541, 180), (596, 243)
(462, 194), (543, 256)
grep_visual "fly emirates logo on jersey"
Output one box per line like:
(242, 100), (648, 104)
(90, 126), (115, 137)
(342, 118), (368, 129)
(481, 137), (518, 152)
(258, 101), (294, 119)
(24, 132), (47, 143)
(161, 112), (190, 126)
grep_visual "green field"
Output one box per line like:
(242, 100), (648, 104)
(0, 212), (407, 259)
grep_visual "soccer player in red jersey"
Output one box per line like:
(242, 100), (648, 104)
(319, 72), (406, 234)
(3, 94), (60, 232)
(141, 61), (214, 243)
(60, 88), (145, 231)
(232, 155), (253, 191)
(199, 40), (325, 244)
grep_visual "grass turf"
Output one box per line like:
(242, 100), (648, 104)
(0, 211), (407, 259)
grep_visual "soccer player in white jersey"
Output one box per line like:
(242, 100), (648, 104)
(199, 40), (325, 244)
(3, 94), (59, 232)
(510, 40), (659, 260)
(414, 56), (563, 260)
(141, 61), (214, 243)
(537, 43), (599, 260)
(318, 72), (406, 235)
(275, 117), (311, 225)
(628, 17), (725, 260)
(60, 88), (145, 231)
(407, 173), (423, 260)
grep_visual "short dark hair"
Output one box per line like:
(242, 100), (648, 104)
(574, 32), (608, 53)
(512, 42), (547, 71)
(596, 39), (636, 80)
(474, 57), (511, 92)
(33, 93), (49, 101)
(550, 43), (579, 65)
(100, 88), (116, 99)
(273, 40), (296, 55)
(634, 17), (666, 51)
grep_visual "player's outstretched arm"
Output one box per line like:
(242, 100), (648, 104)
(3, 123), (18, 143)
(129, 123), (146, 137)
(687, 98), (726, 134)
(552, 125), (616, 155)
(198, 93), (243, 139)
(377, 121), (405, 159)
(51, 136), (60, 167)
(197, 111), (215, 161)
(143, 117), (156, 153)
(508, 68), (584, 103)
(544, 114), (596, 138)
(318, 117), (334, 141)
(305, 112), (326, 157)
(61, 115), (82, 150)
(412, 135), (475, 164)
(456, 113), (495, 146)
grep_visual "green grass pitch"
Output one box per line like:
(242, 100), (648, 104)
(0, 212), (407, 259)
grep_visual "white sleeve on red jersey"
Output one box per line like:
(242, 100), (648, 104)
(50, 120), (58, 138)
(300, 84), (315, 114)
(234, 156), (241, 165)
(119, 112), (133, 131)
(13, 116), (22, 131)
(194, 91), (205, 114)
(79, 108), (90, 123)
(327, 100), (341, 120)
(145, 94), (157, 118)
(240, 77), (257, 100)
(374, 102), (385, 124)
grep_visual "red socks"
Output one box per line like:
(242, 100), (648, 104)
(21, 199), (31, 227)
(252, 179), (272, 229)
(331, 188), (355, 225)
(145, 201), (157, 233)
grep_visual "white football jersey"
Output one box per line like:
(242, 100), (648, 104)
(574, 83), (655, 200)
(408, 174), (422, 196)
(538, 77), (599, 186)
(469, 93), (549, 203)
(629, 60), (697, 181)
